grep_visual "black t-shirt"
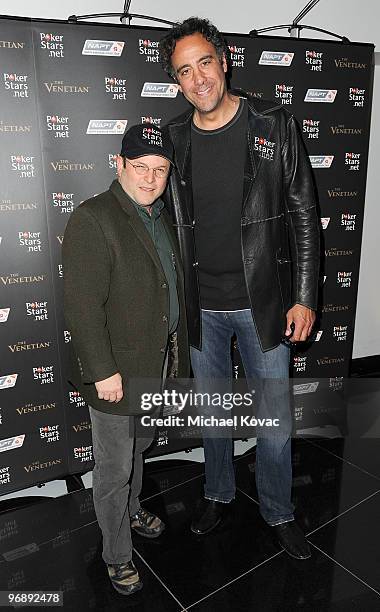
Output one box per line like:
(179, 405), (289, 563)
(191, 97), (250, 310)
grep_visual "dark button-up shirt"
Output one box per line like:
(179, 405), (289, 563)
(132, 198), (179, 334)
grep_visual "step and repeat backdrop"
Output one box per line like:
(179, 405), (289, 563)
(0, 16), (374, 495)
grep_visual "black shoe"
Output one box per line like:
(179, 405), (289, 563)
(191, 499), (226, 535)
(130, 507), (165, 539)
(107, 560), (143, 595)
(271, 520), (311, 560)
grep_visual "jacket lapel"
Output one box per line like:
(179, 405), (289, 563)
(168, 111), (192, 179)
(242, 103), (275, 209)
(168, 113), (194, 221)
(161, 208), (185, 285)
(110, 180), (164, 274)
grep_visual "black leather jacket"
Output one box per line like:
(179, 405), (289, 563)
(163, 90), (320, 351)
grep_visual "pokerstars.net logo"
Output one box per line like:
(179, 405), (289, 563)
(51, 192), (75, 214)
(345, 152), (361, 171)
(275, 83), (293, 105)
(10, 154), (36, 178)
(157, 431), (169, 446)
(108, 154), (117, 169)
(26, 301), (48, 321)
(141, 115), (161, 126)
(18, 231), (42, 252)
(254, 136), (276, 160)
(337, 271), (352, 288)
(259, 51), (294, 66)
(341, 213), (356, 231)
(0, 466), (10, 485)
(349, 87), (365, 107)
(46, 115), (69, 138)
(33, 365), (54, 384)
(142, 126), (163, 147)
(3, 73), (29, 98)
(293, 356), (307, 373)
(228, 44), (246, 68)
(333, 325), (348, 341)
(138, 38), (160, 62)
(104, 76), (127, 100)
(64, 330), (71, 343)
(304, 89), (337, 103)
(74, 445), (93, 462)
(39, 32), (64, 58)
(303, 119), (320, 139)
(69, 390), (86, 407)
(39, 424), (60, 443)
(329, 377), (344, 391)
(305, 50), (323, 71)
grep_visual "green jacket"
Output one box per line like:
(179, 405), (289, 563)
(62, 180), (189, 415)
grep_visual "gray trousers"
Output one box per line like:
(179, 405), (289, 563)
(89, 407), (155, 564)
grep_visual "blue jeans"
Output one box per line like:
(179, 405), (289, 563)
(190, 309), (295, 526)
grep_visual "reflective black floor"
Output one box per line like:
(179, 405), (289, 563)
(1, 438), (380, 611)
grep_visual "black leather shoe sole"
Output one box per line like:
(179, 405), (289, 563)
(277, 540), (312, 560)
(190, 516), (222, 535)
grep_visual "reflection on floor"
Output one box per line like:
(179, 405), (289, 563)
(1, 438), (380, 611)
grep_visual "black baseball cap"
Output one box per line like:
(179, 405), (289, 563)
(120, 123), (174, 164)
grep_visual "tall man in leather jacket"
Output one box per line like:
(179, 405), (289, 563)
(159, 18), (320, 559)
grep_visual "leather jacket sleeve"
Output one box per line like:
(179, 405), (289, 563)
(282, 114), (320, 311)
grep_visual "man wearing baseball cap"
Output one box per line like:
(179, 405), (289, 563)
(63, 124), (189, 596)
